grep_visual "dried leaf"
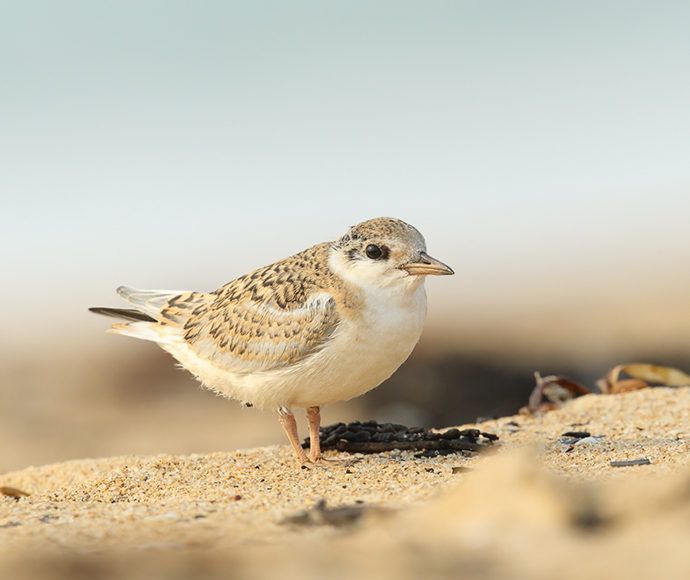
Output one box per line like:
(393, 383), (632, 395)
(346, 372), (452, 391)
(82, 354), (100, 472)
(600, 364), (690, 394)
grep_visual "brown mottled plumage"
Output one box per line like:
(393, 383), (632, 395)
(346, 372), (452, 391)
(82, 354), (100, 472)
(178, 243), (356, 373)
(90, 217), (453, 467)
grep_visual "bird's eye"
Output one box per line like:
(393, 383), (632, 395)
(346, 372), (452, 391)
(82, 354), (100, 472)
(365, 244), (383, 259)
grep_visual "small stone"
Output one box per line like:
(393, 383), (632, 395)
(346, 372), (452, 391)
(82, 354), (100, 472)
(610, 459), (651, 467)
(561, 431), (591, 438)
(441, 429), (461, 440)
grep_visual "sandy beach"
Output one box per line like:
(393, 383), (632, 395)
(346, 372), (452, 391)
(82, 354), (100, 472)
(2, 386), (690, 579)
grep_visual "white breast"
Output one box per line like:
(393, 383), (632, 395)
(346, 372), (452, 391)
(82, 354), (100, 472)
(269, 281), (428, 408)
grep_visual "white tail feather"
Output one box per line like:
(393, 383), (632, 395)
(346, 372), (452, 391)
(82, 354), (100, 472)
(109, 321), (180, 345)
(117, 286), (187, 319)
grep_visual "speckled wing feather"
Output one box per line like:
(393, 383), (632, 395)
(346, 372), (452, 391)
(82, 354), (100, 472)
(172, 243), (345, 374)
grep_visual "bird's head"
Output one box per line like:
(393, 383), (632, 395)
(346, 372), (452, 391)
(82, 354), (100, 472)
(330, 217), (454, 291)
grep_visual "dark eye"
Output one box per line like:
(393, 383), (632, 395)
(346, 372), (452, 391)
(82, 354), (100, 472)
(365, 244), (383, 259)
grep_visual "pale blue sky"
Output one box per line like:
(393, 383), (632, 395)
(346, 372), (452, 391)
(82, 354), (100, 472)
(2, 1), (690, 344)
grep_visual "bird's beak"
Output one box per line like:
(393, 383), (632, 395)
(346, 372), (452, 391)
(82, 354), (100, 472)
(401, 251), (455, 276)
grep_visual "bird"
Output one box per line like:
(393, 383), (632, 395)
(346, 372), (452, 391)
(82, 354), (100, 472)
(90, 217), (454, 467)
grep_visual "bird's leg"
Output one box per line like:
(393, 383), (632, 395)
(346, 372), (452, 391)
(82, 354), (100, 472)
(306, 406), (356, 465)
(278, 408), (311, 467)
(306, 406), (322, 463)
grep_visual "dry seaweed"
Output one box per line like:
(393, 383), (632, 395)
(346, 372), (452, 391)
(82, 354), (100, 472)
(302, 421), (498, 456)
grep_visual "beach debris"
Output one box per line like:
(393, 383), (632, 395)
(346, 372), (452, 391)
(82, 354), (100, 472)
(597, 364), (690, 394)
(561, 431), (591, 439)
(610, 459), (651, 467)
(282, 499), (374, 527)
(523, 363), (690, 414)
(523, 372), (591, 413)
(302, 420), (498, 456)
(560, 431), (600, 452)
(564, 437), (603, 453)
(0, 486), (30, 499)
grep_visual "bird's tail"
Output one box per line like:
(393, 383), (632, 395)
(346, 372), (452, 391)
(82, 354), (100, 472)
(115, 286), (185, 319)
(90, 286), (210, 344)
(87, 307), (157, 323)
(89, 286), (190, 344)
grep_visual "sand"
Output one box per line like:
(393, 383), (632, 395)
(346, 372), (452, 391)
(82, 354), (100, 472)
(2, 387), (690, 579)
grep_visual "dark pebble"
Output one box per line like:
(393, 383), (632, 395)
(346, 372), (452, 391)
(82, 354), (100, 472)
(481, 432), (499, 441)
(393, 424), (408, 432)
(423, 432), (443, 441)
(378, 423), (396, 433)
(561, 431), (591, 439)
(408, 426), (425, 434)
(441, 428), (461, 440)
(610, 459), (651, 467)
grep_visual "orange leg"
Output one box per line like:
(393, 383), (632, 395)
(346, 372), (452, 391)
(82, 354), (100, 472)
(278, 409), (310, 466)
(306, 407), (353, 465)
(306, 406), (322, 463)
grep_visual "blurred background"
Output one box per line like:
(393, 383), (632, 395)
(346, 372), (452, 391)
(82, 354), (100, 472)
(2, 1), (689, 473)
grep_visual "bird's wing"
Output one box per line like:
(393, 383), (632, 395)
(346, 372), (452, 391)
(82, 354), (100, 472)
(181, 247), (343, 374)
